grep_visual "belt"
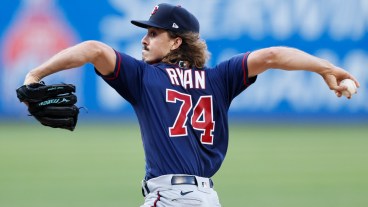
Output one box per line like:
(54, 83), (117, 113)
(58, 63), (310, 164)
(171, 175), (214, 188)
(142, 175), (214, 197)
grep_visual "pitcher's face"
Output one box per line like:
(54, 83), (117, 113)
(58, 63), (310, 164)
(141, 27), (179, 64)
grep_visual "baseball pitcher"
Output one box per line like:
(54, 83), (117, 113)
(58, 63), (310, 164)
(17, 3), (359, 207)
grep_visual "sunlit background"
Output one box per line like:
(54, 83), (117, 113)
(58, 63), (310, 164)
(1, 0), (367, 206)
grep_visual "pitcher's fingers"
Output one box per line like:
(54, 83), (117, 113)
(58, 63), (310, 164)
(335, 90), (342, 98)
(325, 74), (342, 91)
(347, 74), (360, 88)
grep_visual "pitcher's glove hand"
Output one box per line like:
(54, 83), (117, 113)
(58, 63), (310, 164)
(16, 82), (79, 131)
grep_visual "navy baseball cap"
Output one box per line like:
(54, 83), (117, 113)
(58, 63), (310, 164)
(131, 3), (200, 33)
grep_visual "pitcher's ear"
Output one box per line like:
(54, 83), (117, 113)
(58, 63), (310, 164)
(171, 37), (182, 50)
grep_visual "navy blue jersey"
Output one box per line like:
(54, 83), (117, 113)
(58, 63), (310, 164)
(96, 51), (256, 180)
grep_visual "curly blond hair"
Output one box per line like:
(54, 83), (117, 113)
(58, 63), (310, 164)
(162, 31), (210, 69)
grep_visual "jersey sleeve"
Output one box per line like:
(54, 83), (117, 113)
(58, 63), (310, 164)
(215, 52), (257, 101)
(95, 50), (145, 104)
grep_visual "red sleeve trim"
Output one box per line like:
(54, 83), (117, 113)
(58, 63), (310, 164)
(104, 50), (122, 80)
(242, 52), (251, 86)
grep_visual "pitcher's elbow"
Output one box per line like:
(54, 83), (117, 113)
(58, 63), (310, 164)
(81, 40), (104, 61)
(263, 47), (282, 67)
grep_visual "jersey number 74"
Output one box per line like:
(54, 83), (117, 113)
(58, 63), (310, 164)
(166, 89), (215, 145)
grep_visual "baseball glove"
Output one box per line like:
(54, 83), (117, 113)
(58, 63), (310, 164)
(16, 82), (79, 131)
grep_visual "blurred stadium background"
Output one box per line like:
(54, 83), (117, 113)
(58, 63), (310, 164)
(1, 0), (367, 206)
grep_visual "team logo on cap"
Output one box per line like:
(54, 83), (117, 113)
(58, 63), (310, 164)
(151, 5), (159, 15)
(172, 23), (179, 29)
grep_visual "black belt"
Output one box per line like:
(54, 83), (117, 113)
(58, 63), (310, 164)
(142, 175), (214, 197)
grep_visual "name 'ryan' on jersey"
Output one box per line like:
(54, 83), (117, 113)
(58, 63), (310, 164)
(96, 51), (257, 180)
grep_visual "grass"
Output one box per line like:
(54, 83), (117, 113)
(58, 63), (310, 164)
(0, 121), (367, 207)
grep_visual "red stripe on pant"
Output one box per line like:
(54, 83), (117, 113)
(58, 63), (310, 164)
(151, 191), (161, 207)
